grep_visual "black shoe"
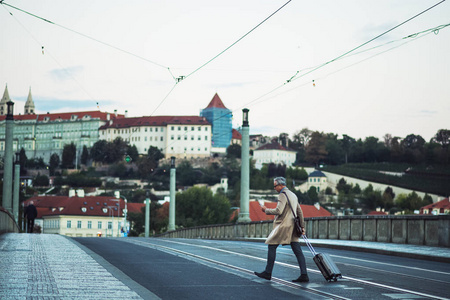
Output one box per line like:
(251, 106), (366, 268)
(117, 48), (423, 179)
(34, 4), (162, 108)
(292, 274), (309, 282)
(254, 271), (271, 280)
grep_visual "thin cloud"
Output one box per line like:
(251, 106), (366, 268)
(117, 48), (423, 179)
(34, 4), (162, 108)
(48, 66), (84, 81)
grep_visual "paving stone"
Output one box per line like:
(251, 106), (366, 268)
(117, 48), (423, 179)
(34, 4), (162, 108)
(0, 233), (142, 299)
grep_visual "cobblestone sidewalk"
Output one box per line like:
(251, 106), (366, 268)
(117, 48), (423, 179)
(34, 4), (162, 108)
(0, 233), (143, 300)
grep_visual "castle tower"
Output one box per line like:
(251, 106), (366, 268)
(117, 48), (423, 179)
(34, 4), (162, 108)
(24, 87), (35, 115)
(200, 93), (232, 152)
(0, 84), (11, 116)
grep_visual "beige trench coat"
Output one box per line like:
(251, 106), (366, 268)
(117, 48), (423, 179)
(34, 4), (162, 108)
(265, 188), (305, 245)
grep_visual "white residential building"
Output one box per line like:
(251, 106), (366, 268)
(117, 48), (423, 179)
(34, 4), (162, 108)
(99, 115), (212, 159)
(253, 142), (297, 170)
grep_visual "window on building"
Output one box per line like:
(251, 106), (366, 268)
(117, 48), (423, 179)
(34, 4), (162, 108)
(77, 221), (82, 228)
(156, 128), (159, 132)
(178, 126), (181, 131)
(67, 220), (71, 228)
(171, 126), (174, 130)
(87, 221), (92, 229)
(108, 222), (112, 229)
(205, 136), (208, 140)
(160, 137), (163, 141)
(198, 136), (201, 140)
(184, 126), (187, 131)
(98, 221), (102, 229)
(191, 127), (194, 131)
(198, 127), (201, 131)
(184, 136), (187, 140)
(178, 135), (181, 140)
(191, 136), (194, 140)
(171, 135), (174, 140)
(205, 127), (208, 131)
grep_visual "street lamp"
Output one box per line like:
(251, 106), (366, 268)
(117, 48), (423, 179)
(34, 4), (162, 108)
(13, 152), (20, 223)
(238, 108), (251, 223)
(6, 100), (14, 120)
(113, 195), (128, 237)
(2, 99), (14, 213)
(106, 205), (115, 237)
(168, 156), (176, 231)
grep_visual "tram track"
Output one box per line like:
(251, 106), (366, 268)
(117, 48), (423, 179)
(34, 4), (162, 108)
(122, 238), (449, 300)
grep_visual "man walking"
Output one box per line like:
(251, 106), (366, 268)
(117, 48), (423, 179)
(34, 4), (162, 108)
(254, 177), (309, 282)
(24, 201), (38, 233)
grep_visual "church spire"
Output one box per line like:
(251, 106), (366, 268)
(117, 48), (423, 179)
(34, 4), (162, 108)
(1, 84), (11, 116)
(24, 86), (35, 115)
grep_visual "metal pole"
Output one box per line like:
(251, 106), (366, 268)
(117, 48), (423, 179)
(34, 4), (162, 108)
(168, 157), (176, 231)
(2, 100), (14, 213)
(123, 198), (127, 237)
(145, 191), (150, 237)
(238, 108), (251, 222)
(13, 153), (20, 223)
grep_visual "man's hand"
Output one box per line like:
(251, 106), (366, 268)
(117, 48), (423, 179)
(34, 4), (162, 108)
(301, 227), (306, 235)
(261, 205), (267, 212)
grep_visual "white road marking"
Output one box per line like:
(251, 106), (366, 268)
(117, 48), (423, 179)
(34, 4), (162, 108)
(144, 238), (450, 300)
(330, 254), (450, 275)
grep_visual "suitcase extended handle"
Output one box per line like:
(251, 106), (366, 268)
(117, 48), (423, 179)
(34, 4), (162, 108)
(302, 234), (318, 256)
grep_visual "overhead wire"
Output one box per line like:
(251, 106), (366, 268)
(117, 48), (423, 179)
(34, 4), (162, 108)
(181, 0), (292, 81)
(186, 20), (450, 150)
(238, 1), (447, 110)
(0, 1), (173, 75)
(1, 4), (100, 107)
(148, 0), (293, 117)
(249, 22), (450, 108)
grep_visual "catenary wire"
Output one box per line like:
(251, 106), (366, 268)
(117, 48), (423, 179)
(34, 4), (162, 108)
(182, 0), (292, 81)
(0, 1), (172, 75)
(1, 4), (100, 107)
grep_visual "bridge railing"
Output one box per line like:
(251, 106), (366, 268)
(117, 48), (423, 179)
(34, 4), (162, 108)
(157, 215), (450, 247)
(0, 207), (20, 234)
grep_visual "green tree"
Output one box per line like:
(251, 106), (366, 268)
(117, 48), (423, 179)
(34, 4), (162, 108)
(49, 153), (60, 176)
(226, 144), (241, 159)
(175, 186), (231, 227)
(305, 131), (328, 167)
(325, 133), (345, 165)
(341, 135), (355, 164)
(177, 160), (201, 186)
(19, 148), (28, 170)
(34, 173), (49, 186)
(401, 134), (426, 163)
(81, 145), (89, 165)
(395, 192), (423, 213)
(61, 142), (76, 168)
(434, 129), (450, 164)
(127, 144), (139, 162)
(336, 178), (351, 194)
(351, 183), (361, 195)
(307, 186), (319, 203)
(90, 140), (108, 163)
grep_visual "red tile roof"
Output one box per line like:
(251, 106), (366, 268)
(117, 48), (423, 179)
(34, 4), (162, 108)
(248, 201), (332, 221)
(232, 129), (242, 140)
(23, 196), (128, 218)
(255, 142), (295, 152)
(0, 110), (124, 122)
(420, 198), (450, 214)
(99, 115), (210, 129)
(127, 202), (145, 214)
(367, 211), (388, 215)
(205, 93), (227, 109)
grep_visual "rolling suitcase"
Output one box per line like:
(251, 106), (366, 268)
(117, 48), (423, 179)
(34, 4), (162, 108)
(302, 235), (343, 282)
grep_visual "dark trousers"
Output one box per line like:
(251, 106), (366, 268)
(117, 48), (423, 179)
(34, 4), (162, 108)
(265, 242), (308, 275)
(27, 218), (35, 233)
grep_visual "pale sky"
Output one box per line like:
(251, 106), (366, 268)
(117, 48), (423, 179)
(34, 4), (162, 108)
(1, 0), (449, 142)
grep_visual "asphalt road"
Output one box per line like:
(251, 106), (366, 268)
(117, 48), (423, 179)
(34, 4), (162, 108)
(74, 237), (450, 300)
